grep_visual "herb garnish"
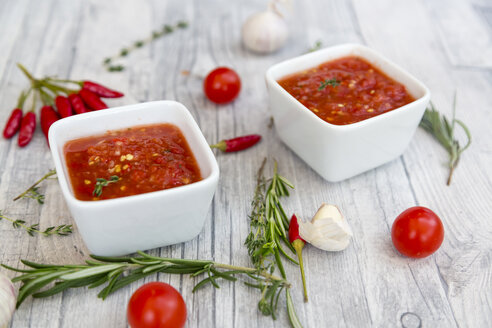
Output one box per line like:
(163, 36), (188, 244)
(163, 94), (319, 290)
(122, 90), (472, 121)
(0, 210), (72, 237)
(318, 78), (340, 90)
(245, 159), (302, 326)
(13, 169), (57, 203)
(308, 40), (323, 52)
(93, 176), (120, 197)
(103, 21), (188, 72)
(419, 95), (471, 185)
(3, 251), (289, 309)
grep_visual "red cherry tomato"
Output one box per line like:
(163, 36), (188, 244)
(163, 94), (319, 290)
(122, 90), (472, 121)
(391, 206), (444, 258)
(203, 67), (241, 104)
(127, 282), (187, 328)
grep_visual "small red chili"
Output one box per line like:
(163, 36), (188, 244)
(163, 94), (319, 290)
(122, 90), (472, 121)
(82, 81), (124, 98)
(210, 134), (261, 152)
(40, 105), (60, 146)
(79, 89), (108, 110)
(17, 112), (36, 147)
(68, 94), (89, 114)
(55, 95), (73, 118)
(3, 108), (23, 139)
(289, 214), (308, 302)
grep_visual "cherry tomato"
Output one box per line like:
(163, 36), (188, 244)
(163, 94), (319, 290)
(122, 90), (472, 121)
(391, 206), (444, 258)
(127, 282), (187, 328)
(203, 67), (241, 104)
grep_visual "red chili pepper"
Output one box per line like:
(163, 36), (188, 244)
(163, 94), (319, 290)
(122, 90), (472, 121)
(210, 134), (261, 152)
(289, 214), (308, 302)
(82, 81), (124, 98)
(55, 95), (73, 118)
(68, 94), (89, 114)
(40, 105), (60, 146)
(79, 89), (108, 110)
(17, 112), (36, 147)
(3, 108), (23, 139)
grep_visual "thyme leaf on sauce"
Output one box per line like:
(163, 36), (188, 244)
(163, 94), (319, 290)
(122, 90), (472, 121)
(318, 78), (340, 90)
(93, 176), (120, 197)
(419, 94), (471, 185)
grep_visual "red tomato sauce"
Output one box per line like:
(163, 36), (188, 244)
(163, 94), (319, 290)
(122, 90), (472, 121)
(64, 123), (202, 201)
(277, 56), (415, 125)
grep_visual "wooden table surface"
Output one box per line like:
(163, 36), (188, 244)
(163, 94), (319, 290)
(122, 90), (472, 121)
(1, 0), (491, 327)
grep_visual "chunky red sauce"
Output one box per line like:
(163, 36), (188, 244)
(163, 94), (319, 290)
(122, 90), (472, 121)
(277, 56), (415, 125)
(64, 123), (202, 201)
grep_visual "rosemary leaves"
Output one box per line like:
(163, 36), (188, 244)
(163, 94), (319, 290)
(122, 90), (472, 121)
(419, 96), (471, 185)
(2, 251), (288, 309)
(245, 159), (302, 327)
(103, 21), (189, 72)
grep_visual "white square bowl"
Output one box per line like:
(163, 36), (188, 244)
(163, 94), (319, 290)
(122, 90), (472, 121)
(49, 100), (219, 256)
(266, 43), (430, 182)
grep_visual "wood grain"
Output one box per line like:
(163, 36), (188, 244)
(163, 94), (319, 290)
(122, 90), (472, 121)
(0, 0), (491, 327)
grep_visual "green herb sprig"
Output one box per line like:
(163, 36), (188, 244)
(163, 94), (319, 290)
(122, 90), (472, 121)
(2, 251), (289, 309)
(0, 211), (72, 237)
(103, 21), (188, 72)
(308, 40), (322, 52)
(318, 78), (340, 90)
(93, 176), (120, 197)
(419, 95), (471, 185)
(245, 159), (302, 327)
(13, 169), (57, 203)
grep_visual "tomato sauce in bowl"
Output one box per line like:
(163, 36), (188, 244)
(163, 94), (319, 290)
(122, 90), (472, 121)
(277, 56), (415, 125)
(64, 123), (202, 201)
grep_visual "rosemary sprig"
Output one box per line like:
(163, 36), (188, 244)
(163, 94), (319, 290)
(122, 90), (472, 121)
(13, 169), (57, 203)
(245, 159), (302, 327)
(2, 251), (289, 309)
(318, 78), (340, 90)
(419, 95), (471, 185)
(103, 21), (188, 72)
(0, 210), (72, 237)
(93, 176), (119, 197)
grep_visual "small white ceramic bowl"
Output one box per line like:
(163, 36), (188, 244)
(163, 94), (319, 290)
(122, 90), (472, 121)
(49, 100), (219, 256)
(266, 43), (430, 182)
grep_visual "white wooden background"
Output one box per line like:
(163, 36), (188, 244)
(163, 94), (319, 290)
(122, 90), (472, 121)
(0, 0), (491, 327)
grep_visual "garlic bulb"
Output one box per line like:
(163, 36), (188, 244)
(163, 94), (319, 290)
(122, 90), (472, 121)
(298, 204), (353, 251)
(0, 272), (15, 328)
(241, 8), (288, 54)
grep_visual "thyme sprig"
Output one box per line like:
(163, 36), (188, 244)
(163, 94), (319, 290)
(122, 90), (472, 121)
(245, 159), (302, 327)
(0, 211), (72, 237)
(93, 176), (119, 197)
(103, 21), (189, 72)
(318, 78), (340, 90)
(2, 251), (289, 309)
(13, 169), (57, 203)
(419, 95), (471, 185)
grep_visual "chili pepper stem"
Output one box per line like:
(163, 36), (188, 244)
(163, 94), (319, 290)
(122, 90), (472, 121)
(210, 140), (227, 152)
(292, 239), (308, 302)
(17, 63), (36, 82)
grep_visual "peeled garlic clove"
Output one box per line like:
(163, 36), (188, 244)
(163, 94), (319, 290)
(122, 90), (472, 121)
(0, 272), (15, 328)
(241, 10), (288, 54)
(298, 203), (353, 251)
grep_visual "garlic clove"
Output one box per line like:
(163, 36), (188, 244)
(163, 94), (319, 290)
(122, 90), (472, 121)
(241, 10), (288, 54)
(0, 272), (15, 328)
(298, 203), (353, 251)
